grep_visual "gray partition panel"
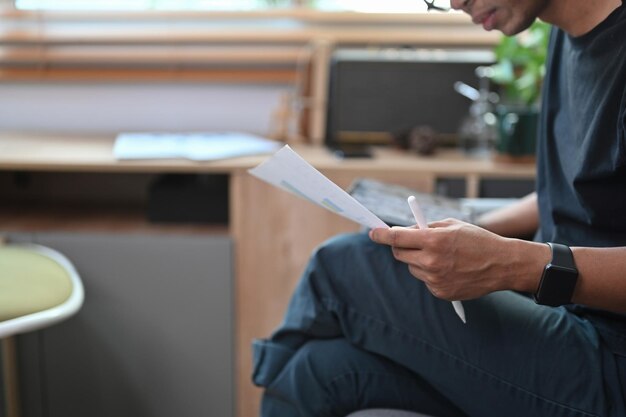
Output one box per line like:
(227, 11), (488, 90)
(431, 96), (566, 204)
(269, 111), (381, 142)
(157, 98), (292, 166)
(19, 232), (232, 417)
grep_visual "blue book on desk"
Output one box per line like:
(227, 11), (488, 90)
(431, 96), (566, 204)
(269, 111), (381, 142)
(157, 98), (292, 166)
(113, 132), (282, 161)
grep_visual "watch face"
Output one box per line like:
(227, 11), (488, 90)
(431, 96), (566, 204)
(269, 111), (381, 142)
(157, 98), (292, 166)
(548, 265), (577, 280)
(536, 264), (578, 306)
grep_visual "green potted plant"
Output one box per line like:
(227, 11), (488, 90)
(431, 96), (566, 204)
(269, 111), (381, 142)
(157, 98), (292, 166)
(489, 20), (550, 161)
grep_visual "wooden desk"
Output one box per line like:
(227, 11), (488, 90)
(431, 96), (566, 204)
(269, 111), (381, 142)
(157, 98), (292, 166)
(0, 132), (535, 417)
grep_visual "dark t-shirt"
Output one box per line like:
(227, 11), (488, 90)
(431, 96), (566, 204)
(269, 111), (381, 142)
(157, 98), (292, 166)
(537, 2), (626, 248)
(536, 3), (626, 349)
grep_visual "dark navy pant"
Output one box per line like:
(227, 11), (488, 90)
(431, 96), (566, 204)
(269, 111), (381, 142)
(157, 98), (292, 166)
(252, 233), (626, 417)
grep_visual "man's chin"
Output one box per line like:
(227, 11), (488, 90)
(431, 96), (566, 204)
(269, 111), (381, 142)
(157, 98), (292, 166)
(498, 19), (536, 36)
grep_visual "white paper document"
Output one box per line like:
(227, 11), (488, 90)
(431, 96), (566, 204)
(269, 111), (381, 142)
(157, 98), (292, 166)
(248, 145), (389, 230)
(113, 132), (282, 161)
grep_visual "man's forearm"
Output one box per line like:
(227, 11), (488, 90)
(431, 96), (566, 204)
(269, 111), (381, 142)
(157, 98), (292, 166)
(511, 242), (626, 314)
(476, 192), (539, 238)
(569, 247), (626, 314)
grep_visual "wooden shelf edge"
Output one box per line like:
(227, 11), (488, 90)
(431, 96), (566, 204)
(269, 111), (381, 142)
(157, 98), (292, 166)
(0, 203), (230, 235)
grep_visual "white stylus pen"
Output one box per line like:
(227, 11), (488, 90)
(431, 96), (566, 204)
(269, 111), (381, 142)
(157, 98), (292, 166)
(407, 196), (467, 324)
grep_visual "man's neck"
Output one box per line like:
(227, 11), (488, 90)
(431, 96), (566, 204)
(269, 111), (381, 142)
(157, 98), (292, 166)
(540, 0), (622, 36)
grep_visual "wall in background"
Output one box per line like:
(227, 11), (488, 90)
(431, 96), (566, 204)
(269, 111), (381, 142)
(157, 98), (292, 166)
(0, 83), (287, 135)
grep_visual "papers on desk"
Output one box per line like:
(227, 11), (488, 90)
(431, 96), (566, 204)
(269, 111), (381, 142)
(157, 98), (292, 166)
(249, 145), (389, 230)
(113, 132), (282, 161)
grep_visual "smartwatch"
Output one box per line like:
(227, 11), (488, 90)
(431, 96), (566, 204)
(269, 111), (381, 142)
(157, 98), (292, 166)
(534, 242), (579, 307)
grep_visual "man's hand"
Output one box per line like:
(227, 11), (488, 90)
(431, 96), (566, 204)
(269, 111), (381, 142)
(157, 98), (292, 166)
(369, 219), (549, 301)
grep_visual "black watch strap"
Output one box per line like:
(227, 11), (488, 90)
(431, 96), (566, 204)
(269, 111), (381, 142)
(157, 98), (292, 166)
(534, 242), (578, 306)
(548, 242), (576, 269)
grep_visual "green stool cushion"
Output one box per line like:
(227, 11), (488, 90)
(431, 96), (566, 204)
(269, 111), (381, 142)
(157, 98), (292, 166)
(0, 247), (73, 322)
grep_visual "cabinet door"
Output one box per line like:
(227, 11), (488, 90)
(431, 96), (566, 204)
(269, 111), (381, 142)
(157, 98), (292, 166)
(19, 232), (232, 417)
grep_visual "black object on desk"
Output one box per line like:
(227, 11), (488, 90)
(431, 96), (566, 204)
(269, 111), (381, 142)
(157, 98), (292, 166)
(147, 174), (229, 224)
(330, 144), (373, 159)
(324, 48), (494, 149)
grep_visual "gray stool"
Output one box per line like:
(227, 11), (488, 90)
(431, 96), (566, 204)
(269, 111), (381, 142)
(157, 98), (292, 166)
(0, 242), (85, 417)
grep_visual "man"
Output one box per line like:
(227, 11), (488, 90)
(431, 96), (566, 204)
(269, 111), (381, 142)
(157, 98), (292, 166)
(252, 0), (626, 416)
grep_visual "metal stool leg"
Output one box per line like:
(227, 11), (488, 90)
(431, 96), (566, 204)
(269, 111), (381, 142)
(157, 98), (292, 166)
(0, 234), (20, 417)
(2, 337), (21, 417)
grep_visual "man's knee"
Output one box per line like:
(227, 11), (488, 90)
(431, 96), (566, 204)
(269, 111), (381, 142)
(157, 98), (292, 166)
(262, 338), (426, 417)
(272, 339), (349, 383)
(269, 338), (393, 390)
(314, 232), (372, 260)
(261, 339), (357, 416)
(312, 232), (389, 278)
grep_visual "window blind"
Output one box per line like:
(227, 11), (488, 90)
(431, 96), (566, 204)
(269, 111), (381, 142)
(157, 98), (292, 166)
(0, 5), (498, 82)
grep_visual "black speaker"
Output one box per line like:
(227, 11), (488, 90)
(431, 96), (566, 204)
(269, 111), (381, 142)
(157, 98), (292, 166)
(325, 48), (494, 147)
(147, 174), (228, 224)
